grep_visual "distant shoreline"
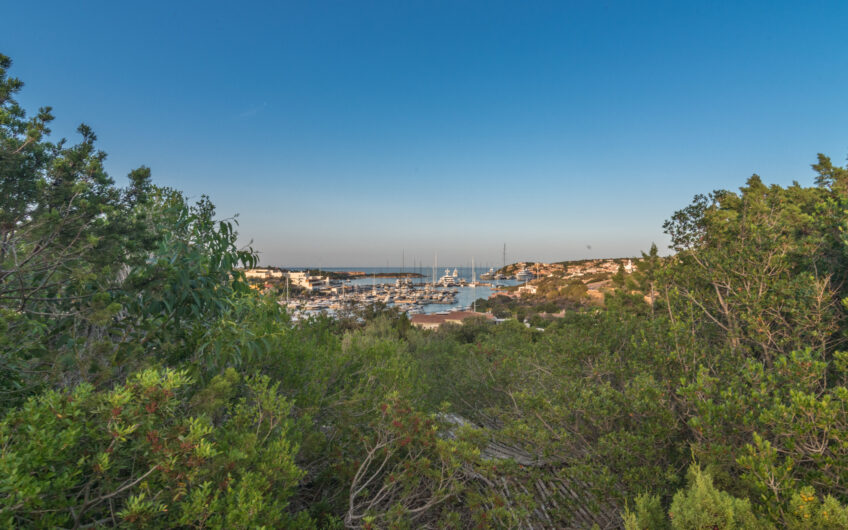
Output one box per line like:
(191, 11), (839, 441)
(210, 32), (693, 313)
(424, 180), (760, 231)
(347, 272), (424, 279)
(297, 269), (425, 279)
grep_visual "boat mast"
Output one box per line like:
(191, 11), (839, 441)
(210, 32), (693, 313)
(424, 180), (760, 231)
(472, 257), (476, 312)
(433, 252), (437, 287)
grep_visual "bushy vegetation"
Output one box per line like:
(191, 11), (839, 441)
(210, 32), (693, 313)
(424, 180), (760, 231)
(4, 53), (848, 528)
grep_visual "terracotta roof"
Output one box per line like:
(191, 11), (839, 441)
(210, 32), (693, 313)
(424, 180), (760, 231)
(410, 311), (493, 326)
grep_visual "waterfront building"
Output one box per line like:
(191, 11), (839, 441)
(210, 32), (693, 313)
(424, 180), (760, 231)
(288, 271), (331, 291)
(244, 268), (284, 279)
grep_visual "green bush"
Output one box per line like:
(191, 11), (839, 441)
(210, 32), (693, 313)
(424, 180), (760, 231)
(0, 368), (305, 528)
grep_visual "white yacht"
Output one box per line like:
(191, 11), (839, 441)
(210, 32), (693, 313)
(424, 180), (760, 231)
(438, 268), (458, 286)
(515, 268), (533, 282)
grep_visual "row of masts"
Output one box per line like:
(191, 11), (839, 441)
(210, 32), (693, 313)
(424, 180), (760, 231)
(404, 244), (506, 287)
(330, 243), (509, 286)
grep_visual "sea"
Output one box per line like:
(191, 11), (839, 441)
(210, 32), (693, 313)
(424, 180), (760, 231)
(319, 267), (522, 314)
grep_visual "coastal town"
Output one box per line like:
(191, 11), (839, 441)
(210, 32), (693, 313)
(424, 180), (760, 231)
(243, 257), (641, 328)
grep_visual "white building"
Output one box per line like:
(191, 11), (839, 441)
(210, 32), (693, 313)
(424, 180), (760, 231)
(244, 268), (284, 279)
(288, 271), (331, 291)
(517, 284), (538, 296)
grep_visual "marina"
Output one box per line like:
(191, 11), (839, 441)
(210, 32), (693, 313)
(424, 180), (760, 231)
(273, 267), (523, 319)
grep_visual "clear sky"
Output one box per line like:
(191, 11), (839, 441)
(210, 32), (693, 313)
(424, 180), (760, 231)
(5, 1), (848, 267)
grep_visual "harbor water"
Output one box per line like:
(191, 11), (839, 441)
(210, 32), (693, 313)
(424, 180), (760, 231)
(322, 267), (522, 314)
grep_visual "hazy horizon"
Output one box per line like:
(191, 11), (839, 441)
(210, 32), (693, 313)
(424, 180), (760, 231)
(259, 254), (643, 270)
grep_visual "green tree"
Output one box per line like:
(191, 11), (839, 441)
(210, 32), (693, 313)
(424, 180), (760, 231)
(636, 242), (660, 313)
(662, 175), (843, 365)
(0, 54), (256, 403)
(612, 263), (627, 289)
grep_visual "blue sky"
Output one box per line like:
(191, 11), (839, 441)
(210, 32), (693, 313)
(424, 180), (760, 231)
(5, 1), (848, 266)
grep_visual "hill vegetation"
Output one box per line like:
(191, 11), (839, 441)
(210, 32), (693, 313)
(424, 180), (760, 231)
(4, 54), (848, 528)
